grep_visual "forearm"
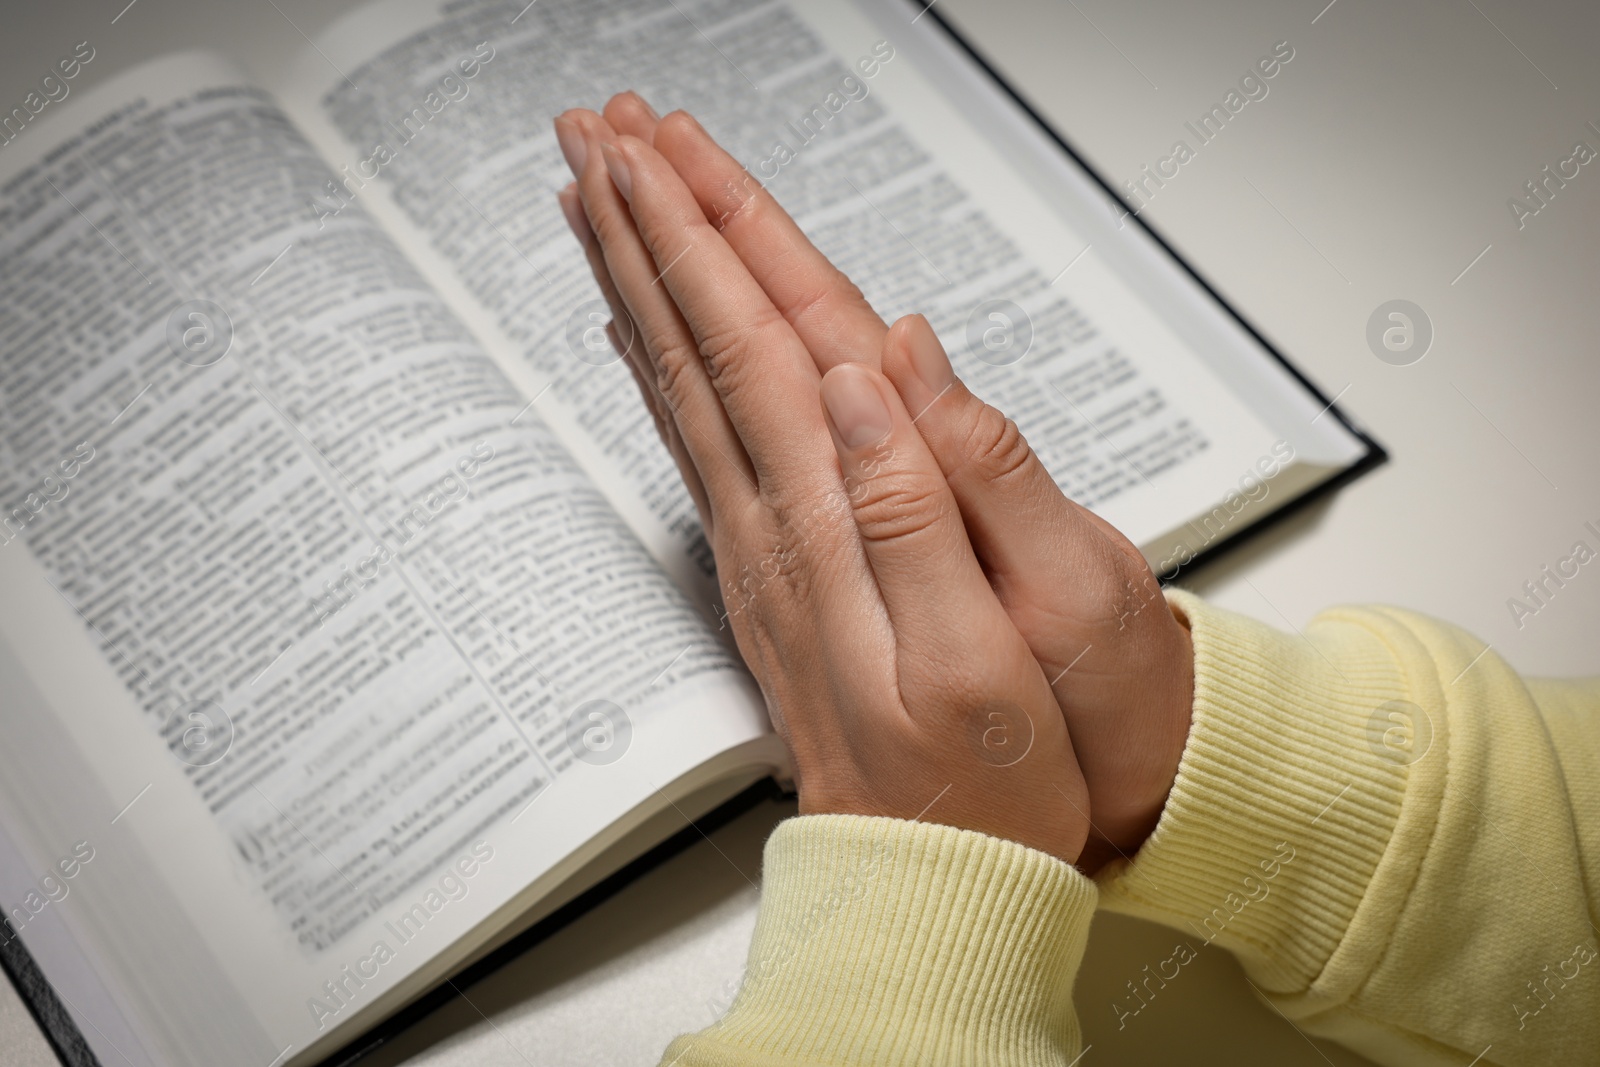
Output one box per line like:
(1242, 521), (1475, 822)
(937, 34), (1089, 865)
(1099, 591), (1600, 1066)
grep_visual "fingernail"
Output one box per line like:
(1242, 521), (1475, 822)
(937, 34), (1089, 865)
(906, 315), (953, 396)
(555, 117), (587, 175)
(601, 141), (632, 202)
(557, 184), (592, 246)
(822, 367), (891, 450)
(632, 92), (660, 121)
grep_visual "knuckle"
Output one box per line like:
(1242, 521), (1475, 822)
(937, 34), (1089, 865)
(627, 203), (682, 262)
(708, 172), (765, 232)
(767, 493), (823, 546)
(848, 468), (947, 547)
(647, 333), (699, 410)
(786, 269), (868, 333)
(587, 202), (634, 251)
(721, 511), (809, 612)
(762, 495), (845, 586)
(696, 307), (787, 385)
(957, 403), (1035, 484)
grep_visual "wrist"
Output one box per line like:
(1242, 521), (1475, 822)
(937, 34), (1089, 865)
(1082, 597), (1194, 870)
(1143, 601), (1194, 832)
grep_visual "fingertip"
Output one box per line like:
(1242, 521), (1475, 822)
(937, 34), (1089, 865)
(607, 133), (661, 170)
(608, 132), (691, 209)
(604, 91), (660, 139)
(632, 91), (662, 122)
(568, 109), (616, 147)
(883, 313), (955, 421)
(554, 113), (588, 175)
(881, 314), (922, 373)
(654, 108), (702, 145)
(653, 110), (725, 177)
(600, 139), (633, 202)
(559, 107), (601, 133)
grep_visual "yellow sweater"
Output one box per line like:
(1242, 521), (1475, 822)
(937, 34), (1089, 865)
(660, 592), (1600, 1066)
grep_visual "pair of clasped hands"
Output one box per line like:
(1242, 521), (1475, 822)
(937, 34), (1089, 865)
(555, 93), (1194, 870)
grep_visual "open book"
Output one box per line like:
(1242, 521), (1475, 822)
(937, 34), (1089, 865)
(0, 0), (1379, 1064)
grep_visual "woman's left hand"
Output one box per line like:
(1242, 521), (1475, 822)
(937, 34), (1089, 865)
(559, 95), (1195, 870)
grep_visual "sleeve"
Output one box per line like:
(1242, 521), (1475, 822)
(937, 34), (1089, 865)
(658, 814), (1098, 1067)
(1096, 590), (1600, 1067)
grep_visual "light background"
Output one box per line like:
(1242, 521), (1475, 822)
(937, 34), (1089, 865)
(0, 0), (1595, 1063)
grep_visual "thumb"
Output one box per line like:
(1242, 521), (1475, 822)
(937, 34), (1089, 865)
(880, 314), (1146, 611)
(817, 362), (1012, 673)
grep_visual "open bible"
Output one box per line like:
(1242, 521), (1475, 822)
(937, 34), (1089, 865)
(0, 0), (1379, 1064)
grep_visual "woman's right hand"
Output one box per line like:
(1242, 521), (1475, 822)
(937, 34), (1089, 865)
(635, 103), (1196, 868)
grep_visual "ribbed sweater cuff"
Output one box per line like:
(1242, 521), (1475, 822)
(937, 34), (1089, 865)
(1096, 590), (1414, 994)
(664, 815), (1097, 1067)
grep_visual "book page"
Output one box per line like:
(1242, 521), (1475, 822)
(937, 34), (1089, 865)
(0, 52), (773, 1065)
(271, 0), (1312, 593)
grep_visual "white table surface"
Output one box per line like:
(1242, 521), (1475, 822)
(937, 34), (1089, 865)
(2, 0), (1596, 1064)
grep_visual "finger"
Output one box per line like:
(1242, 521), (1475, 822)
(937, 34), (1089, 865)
(559, 109), (759, 521)
(603, 90), (660, 141)
(818, 361), (1013, 667)
(603, 131), (838, 497)
(615, 321), (668, 441)
(559, 179), (713, 532)
(653, 111), (888, 371)
(613, 319), (714, 531)
(555, 180), (594, 248)
(880, 314), (1148, 635)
